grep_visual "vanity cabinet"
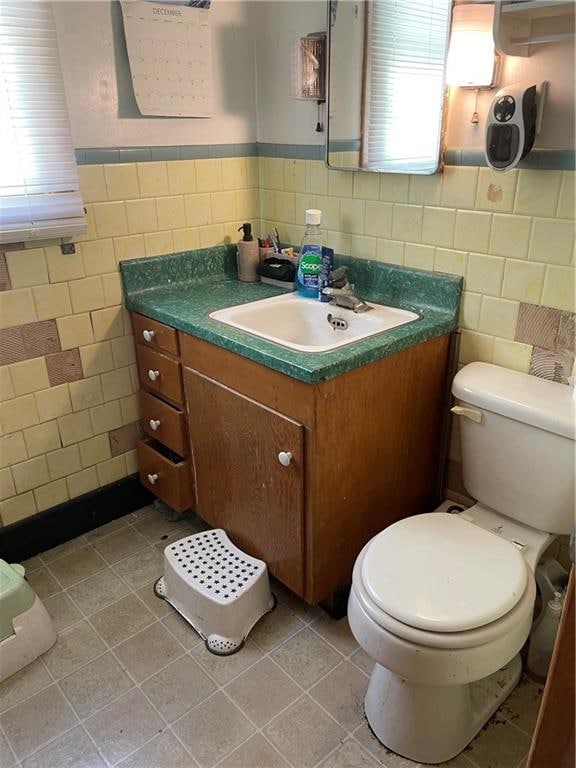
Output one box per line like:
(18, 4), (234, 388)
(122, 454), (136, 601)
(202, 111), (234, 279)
(132, 310), (452, 604)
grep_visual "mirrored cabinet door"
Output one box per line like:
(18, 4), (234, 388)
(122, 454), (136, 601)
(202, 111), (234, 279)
(327, 0), (453, 174)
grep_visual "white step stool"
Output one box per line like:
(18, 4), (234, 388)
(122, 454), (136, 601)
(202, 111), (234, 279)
(155, 528), (275, 655)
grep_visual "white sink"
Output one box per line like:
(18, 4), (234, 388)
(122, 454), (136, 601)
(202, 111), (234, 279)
(209, 292), (419, 353)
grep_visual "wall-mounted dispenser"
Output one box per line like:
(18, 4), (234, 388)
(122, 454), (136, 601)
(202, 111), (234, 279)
(484, 81), (547, 171)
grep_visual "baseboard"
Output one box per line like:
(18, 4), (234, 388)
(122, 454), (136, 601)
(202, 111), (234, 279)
(0, 475), (154, 564)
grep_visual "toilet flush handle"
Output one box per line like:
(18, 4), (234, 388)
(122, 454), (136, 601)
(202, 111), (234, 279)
(451, 406), (483, 424)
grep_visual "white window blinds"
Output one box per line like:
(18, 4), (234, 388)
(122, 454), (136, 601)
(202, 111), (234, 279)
(362, 0), (452, 174)
(0, 1), (85, 245)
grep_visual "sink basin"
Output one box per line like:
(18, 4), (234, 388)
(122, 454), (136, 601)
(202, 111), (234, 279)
(209, 292), (419, 353)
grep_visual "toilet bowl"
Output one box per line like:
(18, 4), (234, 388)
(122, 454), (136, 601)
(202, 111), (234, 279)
(349, 363), (574, 764)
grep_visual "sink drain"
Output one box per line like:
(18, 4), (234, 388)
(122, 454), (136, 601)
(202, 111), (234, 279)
(327, 313), (349, 331)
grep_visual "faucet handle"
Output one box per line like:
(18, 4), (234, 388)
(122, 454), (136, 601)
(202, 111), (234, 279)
(330, 265), (348, 288)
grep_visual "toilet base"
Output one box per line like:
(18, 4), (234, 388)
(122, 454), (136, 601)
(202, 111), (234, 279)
(364, 653), (522, 764)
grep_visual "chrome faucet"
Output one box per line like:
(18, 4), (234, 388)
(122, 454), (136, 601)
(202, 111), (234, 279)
(320, 266), (372, 313)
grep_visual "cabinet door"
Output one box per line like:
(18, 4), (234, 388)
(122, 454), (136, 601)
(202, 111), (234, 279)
(183, 367), (304, 594)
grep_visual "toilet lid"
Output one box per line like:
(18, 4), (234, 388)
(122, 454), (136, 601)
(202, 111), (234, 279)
(361, 513), (528, 632)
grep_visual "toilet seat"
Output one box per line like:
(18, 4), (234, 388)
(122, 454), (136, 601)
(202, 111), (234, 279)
(361, 512), (528, 633)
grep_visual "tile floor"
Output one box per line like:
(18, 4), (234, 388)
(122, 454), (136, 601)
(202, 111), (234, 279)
(1, 505), (543, 768)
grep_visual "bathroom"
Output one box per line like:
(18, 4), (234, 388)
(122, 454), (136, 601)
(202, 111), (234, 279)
(0, 0), (574, 766)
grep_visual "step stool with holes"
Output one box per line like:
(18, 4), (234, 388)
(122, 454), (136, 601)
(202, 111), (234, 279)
(155, 529), (275, 655)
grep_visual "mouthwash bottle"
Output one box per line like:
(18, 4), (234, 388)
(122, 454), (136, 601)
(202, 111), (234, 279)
(296, 209), (323, 298)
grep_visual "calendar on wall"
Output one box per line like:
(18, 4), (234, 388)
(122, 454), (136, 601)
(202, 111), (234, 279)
(120, 0), (212, 117)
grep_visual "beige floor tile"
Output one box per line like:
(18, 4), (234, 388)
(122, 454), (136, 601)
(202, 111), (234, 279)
(141, 655), (216, 722)
(84, 688), (163, 766)
(42, 592), (82, 631)
(25, 567), (61, 598)
(133, 514), (189, 544)
(464, 715), (532, 768)
(41, 535), (89, 563)
(250, 602), (305, 652)
(21, 724), (106, 768)
(114, 621), (183, 682)
(112, 547), (163, 589)
(21, 555), (43, 572)
(271, 578), (323, 625)
(128, 504), (157, 521)
(0, 729), (16, 768)
(218, 734), (291, 768)
(319, 738), (380, 768)
(272, 628), (342, 688)
(48, 546), (107, 588)
(84, 516), (130, 543)
(42, 620), (106, 679)
(116, 731), (194, 768)
(310, 661), (368, 731)
(60, 652), (133, 719)
(350, 647), (374, 676)
(264, 695), (346, 768)
(498, 676), (544, 736)
(191, 639), (263, 686)
(0, 685), (77, 761)
(89, 593), (155, 646)
(92, 526), (149, 564)
(162, 611), (203, 649)
(311, 615), (359, 656)
(173, 691), (255, 768)
(226, 658), (300, 727)
(67, 567), (130, 616)
(0, 659), (51, 713)
(135, 580), (172, 618)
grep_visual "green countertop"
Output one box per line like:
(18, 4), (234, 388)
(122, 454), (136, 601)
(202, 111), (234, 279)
(120, 246), (462, 384)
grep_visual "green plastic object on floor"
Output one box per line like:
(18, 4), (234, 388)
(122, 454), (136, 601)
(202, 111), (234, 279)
(0, 558), (57, 683)
(0, 560), (35, 642)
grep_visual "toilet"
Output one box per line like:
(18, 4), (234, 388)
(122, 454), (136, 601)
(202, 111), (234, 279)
(348, 362), (575, 764)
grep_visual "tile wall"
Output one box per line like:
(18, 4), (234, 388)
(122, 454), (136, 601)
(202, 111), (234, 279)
(0, 157), (259, 525)
(258, 159), (575, 526)
(0, 157), (574, 529)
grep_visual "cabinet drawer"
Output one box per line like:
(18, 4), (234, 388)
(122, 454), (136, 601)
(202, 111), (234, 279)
(137, 345), (183, 405)
(132, 313), (179, 356)
(137, 438), (192, 512)
(140, 390), (188, 456)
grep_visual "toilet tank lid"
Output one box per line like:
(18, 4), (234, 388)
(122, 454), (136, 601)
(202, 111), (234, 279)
(453, 363), (575, 440)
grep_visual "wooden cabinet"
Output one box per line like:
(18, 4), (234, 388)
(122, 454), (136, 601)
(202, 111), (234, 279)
(183, 369), (304, 594)
(132, 311), (452, 604)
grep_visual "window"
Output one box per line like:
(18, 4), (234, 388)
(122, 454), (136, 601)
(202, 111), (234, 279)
(362, 0), (452, 173)
(0, 1), (85, 244)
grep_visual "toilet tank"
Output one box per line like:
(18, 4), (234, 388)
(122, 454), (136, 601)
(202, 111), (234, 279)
(452, 363), (575, 535)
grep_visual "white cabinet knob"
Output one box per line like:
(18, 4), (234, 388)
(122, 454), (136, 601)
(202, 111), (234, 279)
(147, 473), (158, 485)
(278, 451), (292, 467)
(142, 329), (155, 342)
(149, 419), (161, 431)
(148, 369), (160, 382)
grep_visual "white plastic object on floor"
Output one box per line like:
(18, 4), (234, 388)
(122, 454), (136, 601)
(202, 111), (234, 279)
(527, 591), (564, 680)
(155, 528), (275, 655)
(0, 561), (56, 683)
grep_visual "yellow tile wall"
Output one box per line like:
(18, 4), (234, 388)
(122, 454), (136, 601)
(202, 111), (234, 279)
(0, 156), (573, 525)
(260, 161), (575, 370)
(260, 160), (575, 503)
(0, 156), (259, 525)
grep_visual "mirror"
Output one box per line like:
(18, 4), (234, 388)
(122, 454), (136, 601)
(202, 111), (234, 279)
(327, 0), (453, 174)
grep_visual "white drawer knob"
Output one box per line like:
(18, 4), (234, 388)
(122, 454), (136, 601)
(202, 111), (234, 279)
(278, 451), (292, 467)
(143, 329), (155, 342)
(148, 369), (160, 381)
(147, 473), (158, 485)
(149, 419), (161, 431)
